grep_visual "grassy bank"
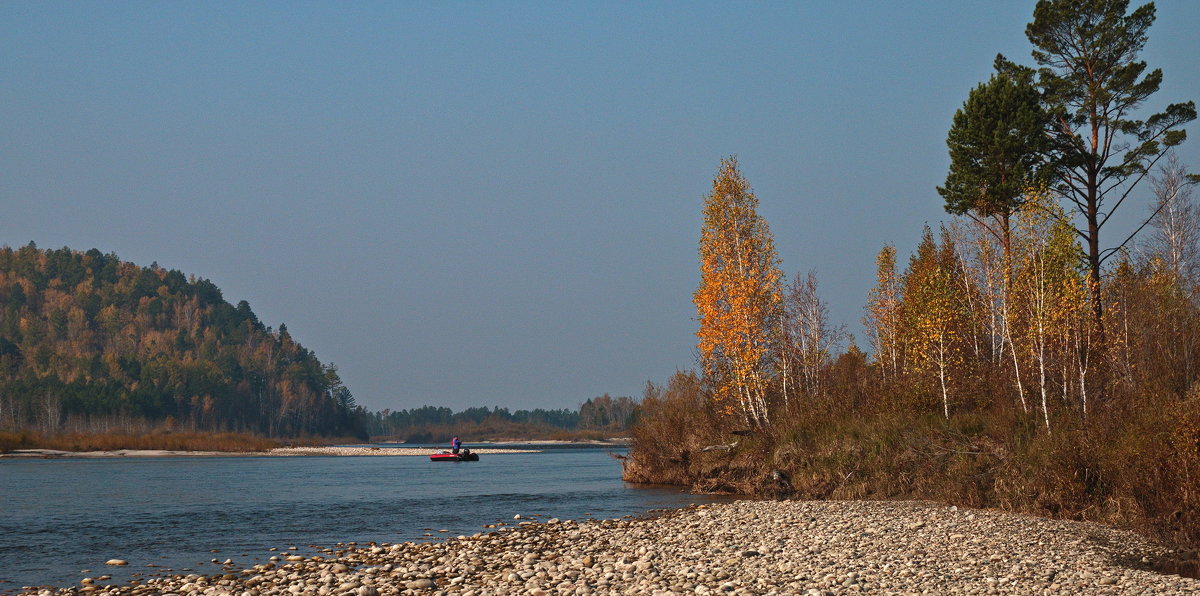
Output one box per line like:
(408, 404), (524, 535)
(0, 431), (347, 453)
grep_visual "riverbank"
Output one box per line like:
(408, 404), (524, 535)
(15, 499), (1200, 595)
(0, 446), (544, 459)
(0, 449), (250, 458)
(0, 431), (339, 455)
(0, 438), (627, 458)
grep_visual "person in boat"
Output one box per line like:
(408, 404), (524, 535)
(451, 436), (461, 454)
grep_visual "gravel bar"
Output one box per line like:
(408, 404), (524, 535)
(16, 500), (1200, 595)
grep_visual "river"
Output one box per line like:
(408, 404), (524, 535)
(0, 445), (721, 591)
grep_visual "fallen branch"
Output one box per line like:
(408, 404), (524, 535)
(701, 441), (739, 452)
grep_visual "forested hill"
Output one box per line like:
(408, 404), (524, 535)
(0, 242), (366, 438)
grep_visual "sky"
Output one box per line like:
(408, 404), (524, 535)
(3, 2), (1198, 413)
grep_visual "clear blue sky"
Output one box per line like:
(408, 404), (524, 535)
(3, 2), (1198, 412)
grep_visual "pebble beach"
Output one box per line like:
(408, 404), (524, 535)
(16, 500), (1200, 595)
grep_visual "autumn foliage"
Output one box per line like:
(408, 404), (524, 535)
(693, 157), (784, 428)
(0, 243), (366, 438)
(627, 157), (1200, 553)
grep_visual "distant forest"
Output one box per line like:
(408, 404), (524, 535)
(367, 394), (637, 442)
(0, 243), (637, 442)
(0, 243), (366, 438)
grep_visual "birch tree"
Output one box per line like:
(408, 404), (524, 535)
(940, 65), (1052, 414)
(865, 245), (902, 379)
(1144, 154), (1200, 289)
(782, 271), (844, 398)
(694, 157), (784, 428)
(1013, 194), (1085, 431)
(902, 227), (967, 418)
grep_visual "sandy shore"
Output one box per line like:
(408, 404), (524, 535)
(14, 499), (1200, 595)
(0, 446), (543, 459)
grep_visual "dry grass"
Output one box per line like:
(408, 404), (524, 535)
(627, 374), (1200, 553)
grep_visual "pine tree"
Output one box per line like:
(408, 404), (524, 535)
(1018, 0), (1196, 332)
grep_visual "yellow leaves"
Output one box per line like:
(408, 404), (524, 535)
(866, 245), (903, 376)
(906, 264), (964, 371)
(1010, 191), (1088, 354)
(694, 157), (783, 425)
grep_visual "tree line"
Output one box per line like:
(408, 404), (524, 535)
(0, 241), (644, 444)
(628, 0), (1200, 548)
(0, 243), (367, 438)
(367, 394), (638, 442)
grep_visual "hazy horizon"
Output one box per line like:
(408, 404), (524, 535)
(4, 2), (1198, 412)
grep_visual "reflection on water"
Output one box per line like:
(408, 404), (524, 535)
(0, 447), (727, 590)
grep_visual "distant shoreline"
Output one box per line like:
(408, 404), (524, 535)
(350, 438), (630, 445)
(0, 448), (254, 459)
(0, 441), (626, 459)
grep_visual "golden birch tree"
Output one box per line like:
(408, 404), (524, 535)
(1012, 192), (1085, 432)
(694, 157), (784, 428)
(902, 227), (967, 418)
(865, 245), (902, 379)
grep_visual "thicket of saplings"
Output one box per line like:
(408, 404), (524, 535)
(626, 259), (1200, 557)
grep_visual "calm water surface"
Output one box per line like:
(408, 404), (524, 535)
(0, 447), (723, 590)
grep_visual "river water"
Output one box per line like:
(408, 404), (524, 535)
(0, 446), (720, 591)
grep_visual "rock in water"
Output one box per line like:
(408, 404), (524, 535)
(104, 559), (128, 566)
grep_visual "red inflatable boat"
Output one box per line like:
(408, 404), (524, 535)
(430, 450), (479, 462)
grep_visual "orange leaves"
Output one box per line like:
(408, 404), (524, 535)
(694, 158), (783, 427)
